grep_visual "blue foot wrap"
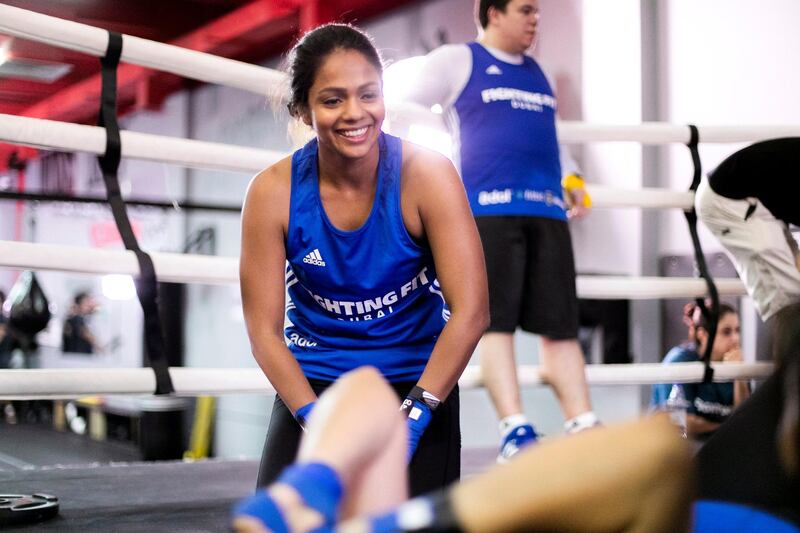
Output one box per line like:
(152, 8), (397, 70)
(232, 489), (288, 533)
(278, 462), (343, 525)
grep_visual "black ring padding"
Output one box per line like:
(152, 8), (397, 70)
(683, 124), (719, 384)
(97, 30), (174, 395)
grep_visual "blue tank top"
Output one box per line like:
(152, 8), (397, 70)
(452, 42), (565, 219)
(284, 133), (447, 382)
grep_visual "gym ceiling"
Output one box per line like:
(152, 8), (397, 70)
(0, 0), (424, 170)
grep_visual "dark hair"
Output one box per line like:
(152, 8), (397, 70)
(477, 0), (513, 29)
(74, 291), (90, 306)
(285, 23), (383, 118)
(682, 301), (736, 342)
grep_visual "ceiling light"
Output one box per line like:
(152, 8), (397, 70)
(0, 38), (11, 67)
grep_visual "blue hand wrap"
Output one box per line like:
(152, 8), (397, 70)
(232, 489), (288, 533)
(277, 462), (343, 525)
(295, 401), (316, 429)
(402, 397), (433, 461)
(368, 510), (399, 533)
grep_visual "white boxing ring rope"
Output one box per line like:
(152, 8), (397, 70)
(0, 240), (238, 285)
(0, 362), (776, 399)
(0, 240), (746, 299)
(0, 114), (284, 175)
(0, 113), (697, 211)
(0, 4), (783, 398)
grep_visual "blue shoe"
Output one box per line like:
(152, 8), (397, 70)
(497, 423), (538, 463)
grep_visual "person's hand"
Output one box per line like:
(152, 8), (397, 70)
(401, 396), (433, 461)
(562, 174), (592, 219)
(722, 348), (743, 363)
(294, 401), (316, 431)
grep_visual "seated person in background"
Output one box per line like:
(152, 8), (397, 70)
(61, 291), (100, 354)
(651, 302), (750, 439)
(233, 366), (693, 533)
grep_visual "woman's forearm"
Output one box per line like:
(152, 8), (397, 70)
(416, 306), (489, 399)
(251, 334), (316, 412)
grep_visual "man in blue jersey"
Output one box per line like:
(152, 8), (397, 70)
(404, 0), (598, 461)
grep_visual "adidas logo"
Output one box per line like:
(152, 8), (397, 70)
(485, 64), (502, 75)
(302, 248), (326, 267)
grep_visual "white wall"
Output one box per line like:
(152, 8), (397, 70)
(572, 0), (644, 276)
(659, 0), (800, 255)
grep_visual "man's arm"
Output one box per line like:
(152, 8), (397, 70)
(402, 44), (471, 109)
(542, 65), (590, 219)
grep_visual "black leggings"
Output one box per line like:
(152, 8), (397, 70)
(256, 379), (461, 497)
(697, 356), (800, 525)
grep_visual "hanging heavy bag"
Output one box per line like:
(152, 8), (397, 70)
(7, 272), (52, 345)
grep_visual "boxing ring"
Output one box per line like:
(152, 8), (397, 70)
(1, 459), (259, 532)
(0, 3), (795, 530)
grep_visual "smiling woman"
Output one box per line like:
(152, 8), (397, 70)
(300, 47), (385, 187)
(239, 23), (489, 503)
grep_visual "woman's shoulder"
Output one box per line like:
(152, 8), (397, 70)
(663, 343), (700, 364)
(243, 155), (293, 215)
(248, 156), (292, 197)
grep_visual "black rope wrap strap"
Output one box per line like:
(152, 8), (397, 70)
(97, 31), (174, 395)
(683, 124), (719, 384)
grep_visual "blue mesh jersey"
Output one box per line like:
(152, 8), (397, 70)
(651, 344), (734, 423)
(450, 42), (565, 219)
(284, 133), (447, 382)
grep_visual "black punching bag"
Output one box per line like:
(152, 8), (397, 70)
(6, 271), (52, 350)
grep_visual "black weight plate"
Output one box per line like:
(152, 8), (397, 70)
(0, 493), (59, 526)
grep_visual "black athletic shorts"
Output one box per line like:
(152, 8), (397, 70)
(476, 216), (579, 339)
(257, 379), (461, 497)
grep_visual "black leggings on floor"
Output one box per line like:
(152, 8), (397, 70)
(697, 318), (800, 526)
